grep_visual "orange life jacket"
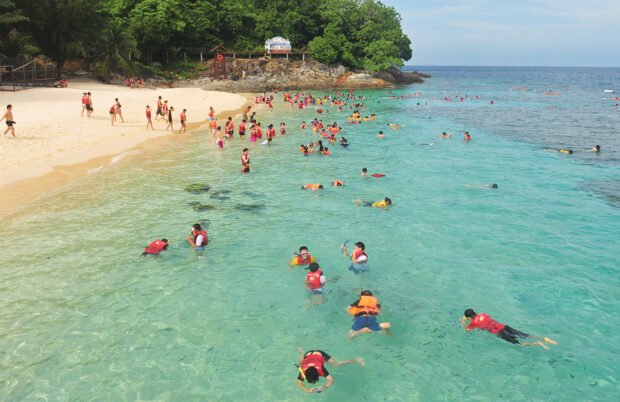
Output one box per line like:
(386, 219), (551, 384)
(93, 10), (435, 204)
(348, 295), (380, 316)
(294, 253), (315, 265)
(304, 184), (321, 190)
(352, 249), (368, 263)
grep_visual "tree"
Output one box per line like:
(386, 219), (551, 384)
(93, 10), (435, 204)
(308, 36), (338, 65)
(0, 0), (27, 30)
(362, 39), (403, 72)
(94, 19), (140, 79)
(21, 0), (100, 78)
(0, 29), (39, 59)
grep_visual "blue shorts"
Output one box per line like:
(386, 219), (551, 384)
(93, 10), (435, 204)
(310, 288), (323, 295)
(349, 263), (369, 274)
(351, 315), (381, 331)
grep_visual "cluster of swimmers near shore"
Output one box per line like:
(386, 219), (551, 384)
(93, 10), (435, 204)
(136, 90), (561, 394)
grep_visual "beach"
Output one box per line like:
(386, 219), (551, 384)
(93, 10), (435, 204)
(0, 79), (248, 212)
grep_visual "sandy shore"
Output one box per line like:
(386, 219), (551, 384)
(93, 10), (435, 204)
(0, 79), (248, 213)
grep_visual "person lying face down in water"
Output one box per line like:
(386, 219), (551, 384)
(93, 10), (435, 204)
(354, 197), (392, 208)
(460, 309), (557, 349)
(295, 349), (365, 394)
(465, 184), (498, 189)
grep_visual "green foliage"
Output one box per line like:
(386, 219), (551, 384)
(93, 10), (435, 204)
(0, 28), (39, 59)
(9, 0), (413, 76)
(94, 19), (140, 80)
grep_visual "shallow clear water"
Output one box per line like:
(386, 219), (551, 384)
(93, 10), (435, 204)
(1, 67), (619, 401)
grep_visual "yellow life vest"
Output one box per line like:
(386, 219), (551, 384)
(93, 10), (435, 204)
(372, 200), (388, 208)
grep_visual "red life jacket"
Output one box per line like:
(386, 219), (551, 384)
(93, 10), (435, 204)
(296, 254), (314, 265)
(239, 122), (246, 133)
(306, 269), (323, 290)
(301, 353), (325, 378)
(268, 128), (275, 138)
(194, 230), (208, 247)
(352, 249), (368, 262)
(144, 240), (168, 255)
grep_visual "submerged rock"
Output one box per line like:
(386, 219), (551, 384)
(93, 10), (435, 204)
(209, 190), (232, 200)
(188, 202), (216, 212)
(234, 203), (264, 211)
(185, 184), (211, 194)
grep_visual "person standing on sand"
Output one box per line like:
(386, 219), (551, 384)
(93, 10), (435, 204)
(115, 98), (124, 123)
(166, 106), (174, 131)
(156, 96), (163, 121)
(162, 100), (169, 123)
(109, 102), (116, 125)
(1, 104), (16, 138)
(178, 109), (187, 134)
(242, 105), (251, 121)
(86, 92), (93, 118)
(145, 105), (154, 130)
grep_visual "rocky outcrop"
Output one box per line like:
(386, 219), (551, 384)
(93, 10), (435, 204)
(175, 58), (427, 92)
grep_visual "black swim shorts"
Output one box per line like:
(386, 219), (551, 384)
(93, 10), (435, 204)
(497, 326), (529, 344)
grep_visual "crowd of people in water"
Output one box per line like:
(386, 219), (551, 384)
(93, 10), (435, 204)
(135, 89), (564, 394)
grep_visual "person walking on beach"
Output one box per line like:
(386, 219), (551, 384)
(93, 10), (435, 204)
(156, 96), (163, 121)
(460, 309), (557, 349)
(162, 100), (169, 123)
(81, 92), (88, 116)
(115, 98), (124, 123)
(1, 104), (16, 138)
(178, 109), (187, 134)
(145, 105), (154, 130)
(166, 107), (174, 131)
(295, 349), (364, 394)
(241, 148), (250, 173)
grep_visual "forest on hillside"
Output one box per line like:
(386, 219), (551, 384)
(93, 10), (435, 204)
(0, 0), (412, 79)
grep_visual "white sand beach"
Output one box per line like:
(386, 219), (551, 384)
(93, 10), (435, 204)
(0, 79), (248, 211)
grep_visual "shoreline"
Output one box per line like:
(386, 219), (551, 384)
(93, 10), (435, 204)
(0, 80), (250, 216)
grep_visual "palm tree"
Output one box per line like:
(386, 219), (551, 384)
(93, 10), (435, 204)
(95, 19), (141, 80)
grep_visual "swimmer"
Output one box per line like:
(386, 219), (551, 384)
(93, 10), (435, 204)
(440, 132), (452, 138)
(241, 148), (250, 173)
(348, 289), (391, 339)
(296, 349), (365, 394)
(300, 121), (307, 129)
(387, 123), (400, 130)
(465, 184), (498, 189)
(354, 197), (392, 208)
(591, 145), (601, 152)
(377, 130), (385, 138)
(186, 223), (208, 248)
(333, 180), (345, 187)
(305, 262), (326, 302)
(460, 309), (557, 349)
(464, 131), (472, 141)
(361, 167), (368, 177)
(290, 246), (316, 266)
(302, 184), (323, 191)
(142, 239), (169, 256)
(559, 148), (573, 154)
(342, 241), (368, 274)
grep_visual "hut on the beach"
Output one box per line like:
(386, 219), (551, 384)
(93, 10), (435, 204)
(265, 37), (292, 57)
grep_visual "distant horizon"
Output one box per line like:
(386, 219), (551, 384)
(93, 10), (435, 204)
(382, 0), (620, 67)
(405, 64), (620, 68)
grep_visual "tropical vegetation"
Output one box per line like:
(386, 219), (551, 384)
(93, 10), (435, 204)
(0, 0), (412, 78)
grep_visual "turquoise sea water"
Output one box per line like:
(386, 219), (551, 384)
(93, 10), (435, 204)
(1, 67), (619, 401)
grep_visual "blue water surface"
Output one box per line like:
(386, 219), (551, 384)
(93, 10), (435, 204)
(0, 67), (619, 401)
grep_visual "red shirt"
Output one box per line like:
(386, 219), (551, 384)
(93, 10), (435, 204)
(146, 109), (151, 118)
(467, 313), (505, 334)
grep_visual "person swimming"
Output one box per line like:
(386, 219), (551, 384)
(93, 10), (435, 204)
(354, 197), (392, 208)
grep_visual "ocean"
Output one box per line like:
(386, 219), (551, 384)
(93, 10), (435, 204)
(0, 66), (619, 401)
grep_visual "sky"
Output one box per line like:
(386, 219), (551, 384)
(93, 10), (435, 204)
(381, 0), (620, 67)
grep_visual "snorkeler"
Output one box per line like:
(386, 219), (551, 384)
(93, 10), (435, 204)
(460, 309), (557, 349)
(186, 223), (208, 248)
(302, 184), (324, 191)
(348, 289), (391, 339)
(559, 148), (573, 154)
(342, 241), (369, 274)
(354, 197), (392, 208)
(465, 184), (498, 189)
(142, 239), (169, 256)
(333, 180), (345, 187)
(387, 123), (400, 130)
(305, 262), (326, 296)
(290, 246), (316, 266)
(296, 349), (365, 394)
